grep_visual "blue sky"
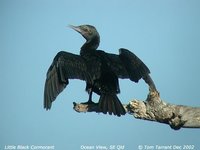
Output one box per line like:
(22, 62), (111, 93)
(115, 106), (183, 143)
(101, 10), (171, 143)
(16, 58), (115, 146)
(1, 0), (200, 149)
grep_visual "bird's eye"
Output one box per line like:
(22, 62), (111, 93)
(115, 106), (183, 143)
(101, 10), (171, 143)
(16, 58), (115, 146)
(83, 27), (89, 32)
(83, 27), (92, 34)
(88, 30), (92, 35)
(86, 28), (92, 35)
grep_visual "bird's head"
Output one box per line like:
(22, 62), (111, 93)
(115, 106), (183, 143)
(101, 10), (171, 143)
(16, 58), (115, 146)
(69, 24), (100, 43)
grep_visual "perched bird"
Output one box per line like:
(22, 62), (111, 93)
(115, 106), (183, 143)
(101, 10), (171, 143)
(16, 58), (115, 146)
(44, 24), (151, 117)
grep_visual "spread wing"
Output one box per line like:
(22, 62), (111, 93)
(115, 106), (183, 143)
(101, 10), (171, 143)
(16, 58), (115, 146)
(105, 48), (150, 82)
(44, 51), (90, 110)
(102, 53), (129, 79)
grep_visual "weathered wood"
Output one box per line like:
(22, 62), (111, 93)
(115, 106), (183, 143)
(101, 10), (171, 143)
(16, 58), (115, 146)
(128, 91), (200, 129)
(73, 75), (200, 130)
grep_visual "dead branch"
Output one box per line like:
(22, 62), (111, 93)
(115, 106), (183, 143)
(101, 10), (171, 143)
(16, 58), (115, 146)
(73, 75), (200, 130)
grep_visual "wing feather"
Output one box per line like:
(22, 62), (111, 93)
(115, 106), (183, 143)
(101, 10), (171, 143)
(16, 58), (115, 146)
(44, 51), (89, 110)
(102, 48), (150, 82)
(104, 53), (129, 79)
(119, 48), (150, 82)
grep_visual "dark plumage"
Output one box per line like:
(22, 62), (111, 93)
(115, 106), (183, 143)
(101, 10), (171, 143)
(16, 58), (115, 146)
(44, 24), (150, 116)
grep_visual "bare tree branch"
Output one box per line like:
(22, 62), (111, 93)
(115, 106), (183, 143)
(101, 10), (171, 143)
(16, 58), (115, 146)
(128, 91), (200, 130)
(73, 75), (200, 130)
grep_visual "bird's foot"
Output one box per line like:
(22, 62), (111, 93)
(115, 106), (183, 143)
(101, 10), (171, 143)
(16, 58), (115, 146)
(81, 100), (98, 105)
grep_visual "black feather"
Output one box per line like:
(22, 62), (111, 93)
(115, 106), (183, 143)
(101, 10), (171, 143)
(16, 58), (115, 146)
(44, 25), (151, 116)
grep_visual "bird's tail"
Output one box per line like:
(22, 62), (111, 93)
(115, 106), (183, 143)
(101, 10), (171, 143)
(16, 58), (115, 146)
(98, 93), (126, 117)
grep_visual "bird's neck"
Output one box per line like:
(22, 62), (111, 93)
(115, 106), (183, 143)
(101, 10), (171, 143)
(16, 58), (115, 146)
(80, 36), (100, 56)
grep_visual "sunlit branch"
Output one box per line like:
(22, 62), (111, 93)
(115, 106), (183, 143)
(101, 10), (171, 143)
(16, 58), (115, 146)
(73, 76), (200, 130)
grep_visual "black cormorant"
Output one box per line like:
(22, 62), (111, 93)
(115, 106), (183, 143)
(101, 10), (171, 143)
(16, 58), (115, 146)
(44, 24), (151, 116)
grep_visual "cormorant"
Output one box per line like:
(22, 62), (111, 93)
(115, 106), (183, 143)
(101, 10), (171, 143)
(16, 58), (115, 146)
(44, 24), (151, 117)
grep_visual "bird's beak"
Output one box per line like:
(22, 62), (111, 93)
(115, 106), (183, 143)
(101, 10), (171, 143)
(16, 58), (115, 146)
(68, 25), (82, 33)
(68, 24), (88, 40)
